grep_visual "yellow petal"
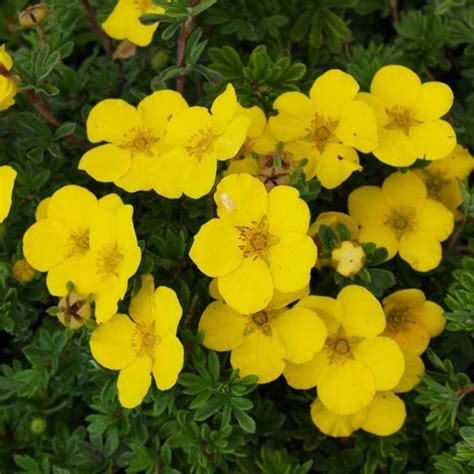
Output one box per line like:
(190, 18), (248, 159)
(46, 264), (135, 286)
(311, 398), (367, 438)
(394, 353), (425, 392)
(152, 335), (184, 390)
(316, 144), (361, 189)
(215, 173), (268, 227)
(412, 301), (445, 337)
(165, 106), (211, 146)
(117, 356), (153, 408)
(273, 307), (327, 364)
(89, 314), (136, 370)
(283, 350), (331, 389)
(182, 152), (217, 199)
(417, 199), (454, 242)
(337, 100), (378, 152)
(23, 219), (70, 272)
(382, 171), (427, 207)
(0, 45), (13, 70)
(35, 197), (51, 221)
(399, 232), (442, 272)
(151, 148), (188, 199)
(213, 115), (250, 161)
(414, 82), (454, 122)
(358, 224), (399, 260)
(268, 286), (310, 311)
(87, 99), (140, 144)
(371, 65), (421, 107)
(310, 212), (359, 240)
(129, 274), (155, 323)
(230, 331), (285, 384)
(94, 278), (125, 323)
(383, 289), (426, 308)
(224, 157), (261, 176)
(337, 285), (386, 338)
(410, 120), (457, 161)
(373, 128), (419, 167)
(297, 296), (343, 334)
(198, 301), (246, 351)
(253, 125), (278, 154)
(218, 257), (273, 314)
(237, 104), (266, 138)
(211, 84), (238, 135)
(361, 392), (406, 436)
(267, 185), (310, 237)
(79, 144), (132, 183)
(116, 152), (156, 192)
(0, 165), (16, 223)
(348, 186), (389, 227)
(387, 319), (430, 356)
(310, 69), (359, 118)
(269, 92), (314, 142)
(269, 233), (317, 293)
(154, 286), (182, 336)
(318, 359), (376, 415)
(98, 193), (124, 213)
(138, 90), (188, 135)
(46, 255), (89, 296)
(189, 218), (243, 277)
(354, 336), (405, 390)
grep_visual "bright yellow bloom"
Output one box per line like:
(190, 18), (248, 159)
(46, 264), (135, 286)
(283, 286), (405, 415)
(415, 145), (473, 220)
(269, 69), (378, 189)
(0, 45), (17, 111)
(0, 165), (16, 222)
(311, 391), (406, 438)
(79, 91), (188, 193)
(331, 241), (366, 278)
(152, 84), (250, 199)
(190, 174), (317, 314)
(348, 171), (454, 272)
(23, 185), (99, 296)
(360, 65), (456, 167)
(102, 0), (164, 47)
(90, 274), (184, 408)
(199, 287), (325, 383)
(382, 289), (445, 356)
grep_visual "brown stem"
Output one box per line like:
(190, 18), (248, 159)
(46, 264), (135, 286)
(456, 384), (474, 398)
(444, 214), (470, 256)
(389, 0), (399, 23)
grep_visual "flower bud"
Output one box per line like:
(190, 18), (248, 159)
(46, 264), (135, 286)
(30, 416), (46, 434)
(331, 241), (366, 278)
(19, 3), (49, 28)
(12, 259), (36, 283)
(57, 292), (91, 329)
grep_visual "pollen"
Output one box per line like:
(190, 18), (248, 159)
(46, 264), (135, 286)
(385, 106), (418, 134)
(237, 217), (274, 261)
(95, 242), (124, 278)
(386, 308), (409, 331)
(121, 127), (158, 153)
(68, 228), (90, 256)
(334, 338), (351, 355)
(185, 127), (214, 159)
(132, 0), (153, 12)
(132, 321), (159, 358)
(306, 115), (339, 152)
(424, 171), (449, 200)
(388, 207), (416, 238)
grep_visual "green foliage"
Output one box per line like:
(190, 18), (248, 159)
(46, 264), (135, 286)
(0, 0), (473, 472)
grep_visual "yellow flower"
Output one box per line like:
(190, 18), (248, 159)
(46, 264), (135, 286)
(331, 241), (366, 278)
(77, 199), (142, 323)
(382, 289), (445, 356)
(0, 45), (17, 111)
(152, 84), (250, 199)
(415, 145), (473, 220)
(189, 174), (317, 314)
(79, 91), (188, 193)
(12, 259), (36, 283)
(269, 69), (378, 189)
(198, 287), (325, 384)
(360, 65), (456, 167)
(0, 165), (16, 222)
(393, 352), (425, 393)
(283, 286), (405, 415)
(90, 274), (184, 408)
(102, 0), (164, 47)
(348, 171), (454, 272)
(23, 185), (99, 296)
(311, 391), (406, 438)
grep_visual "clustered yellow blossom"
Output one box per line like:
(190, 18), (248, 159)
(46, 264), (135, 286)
(4, 59), (469, 434)
(0, 45), (17, 111)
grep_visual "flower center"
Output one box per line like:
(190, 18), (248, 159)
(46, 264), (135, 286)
(68, 228), (90, 257)
(306, 115), (339, 152)
(334, 338), (351, 355)
(388, 207), (416, 239)
(95, 242), (124, 278)
(121, 127), (158, 153)
(386, 308), (410, 333)
(186, 128), (214, 159)
(133, 0), (153, 12)
(385, 106), (418, 134)
(237, 217), (275, 261)
(244, 309), (276, 337)
(425, 172), (448, 200)
(252, 311), (269, 325)
(132, 321), (159, 358)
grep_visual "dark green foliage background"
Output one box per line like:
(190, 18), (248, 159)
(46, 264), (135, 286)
(0, 0), (473, 472)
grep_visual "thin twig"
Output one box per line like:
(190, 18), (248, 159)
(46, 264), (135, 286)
(389, 0), (399, 23)
(456, 384), (474, 398)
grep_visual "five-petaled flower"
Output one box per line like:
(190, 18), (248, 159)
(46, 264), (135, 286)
(348, 171), (454, 272)
(190, 173), (317, 314)
(90, 274), (184, 408)
(269, 69), (378, 189)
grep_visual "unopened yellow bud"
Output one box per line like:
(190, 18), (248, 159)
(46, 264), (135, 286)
(57, 292), (91, 329)
(12, 259), (36, 283)
(331, 241), (366, 278)
(19, 3), (49, 28)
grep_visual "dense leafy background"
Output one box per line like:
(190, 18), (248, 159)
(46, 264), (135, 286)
(0, 0), (473, 472)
